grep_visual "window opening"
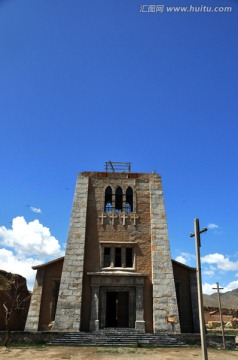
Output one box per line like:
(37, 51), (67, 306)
(175, 282), (181, 307)
(126, 187), (133, 212)
(115, 187), (123, 212)
(105, 186), (113, 212)
(104, 247), (111, 267)
(115, 247), (122, 267)
(125, 248), (133, 267)
(51, 280), (60, 321)
(103, 246), (134, 268)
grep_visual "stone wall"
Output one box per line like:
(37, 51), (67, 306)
(25, 269), (44, 331)
(53, 175), (89, 331)
(150, 177), (180, 333)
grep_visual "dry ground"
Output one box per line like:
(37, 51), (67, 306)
(0, 346), (237, 360)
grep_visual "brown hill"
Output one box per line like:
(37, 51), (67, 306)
(0, 270), (31, 331)
(203, 288), (238, 309)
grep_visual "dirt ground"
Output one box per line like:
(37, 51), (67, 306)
(0, 346), (237, 360)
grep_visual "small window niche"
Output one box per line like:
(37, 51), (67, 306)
(103, 247), (111, 267)
(115, 247), (122, 267)
(125, 247), (133, 267)
(104, 186), (113, 212)
(51, 280), (60, 321)
(125, 187), (133, 212)
(115, 187), (123, 212)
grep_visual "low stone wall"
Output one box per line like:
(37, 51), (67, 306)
(0, 331), (60, 345)
(0, 331), (236, 349)
(175, 333), (236, 349)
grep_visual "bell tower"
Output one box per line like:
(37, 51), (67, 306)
(53, 162), (180, 333)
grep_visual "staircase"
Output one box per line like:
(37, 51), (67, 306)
(49, 328), (187, 347)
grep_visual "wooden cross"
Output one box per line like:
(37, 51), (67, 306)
(212, 282), (225, 348)
(120, 213), (128, 226)
(130, 213), (139, 225)
(190, 219), (208, 360)
(109, 212), (118, 225)
(99, 212), (107, 225)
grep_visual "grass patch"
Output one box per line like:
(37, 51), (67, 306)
(207, 329), (238, 336)
(96, 348), (121, 354)
(4, 343), (47, 349)
(95, 347), (153, 355)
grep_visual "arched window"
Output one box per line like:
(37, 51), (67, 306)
(126, 187), (133, 212)
(115, 187), (123, 212)
(104, 186), (112, 212)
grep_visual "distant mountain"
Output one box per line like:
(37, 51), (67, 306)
(203, 288), (238, 309)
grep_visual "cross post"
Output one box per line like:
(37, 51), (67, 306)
(212, 282), (225, 348)
(190, 218), (208, 360)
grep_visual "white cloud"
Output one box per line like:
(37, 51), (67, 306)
(0, 216), (63, 290)
(175, 255), (187, 264)
(207, 223), (222, 235)
(201, 253), (238, 271)
(0, 248), (40, 290)
(30, 206), (42, 214)
(203, 269), (215, 276)
(207, 223), (219, 230)
(201, 254), (238, 294)
(203, 282), (217, 295)
(203, 280), (238, 295)
(0, 216), (61, 259)
(222, 280), (238, 292)
(203, 265), (216, 277)
(175, 252), (195, 265)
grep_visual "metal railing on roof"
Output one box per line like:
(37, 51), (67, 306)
(105, 161), (131, 173)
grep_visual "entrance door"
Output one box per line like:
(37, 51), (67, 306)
(106, 292), (129, 328)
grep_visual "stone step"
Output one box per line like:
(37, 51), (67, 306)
(49, 331), (187, 347)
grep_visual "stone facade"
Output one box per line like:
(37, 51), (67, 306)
(53, 176), (89, 331)
(25, 259), (63, 331)
(150, 178), (180, 333)
(25, 268), (44, 331)
(26, 169), (199, 333)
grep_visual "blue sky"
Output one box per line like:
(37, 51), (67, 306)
(0, 0), (238, 294)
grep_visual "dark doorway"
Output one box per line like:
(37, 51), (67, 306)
(106, 292), (129, 327)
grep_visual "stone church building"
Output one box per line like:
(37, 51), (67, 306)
(25, 163), (199, 334)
